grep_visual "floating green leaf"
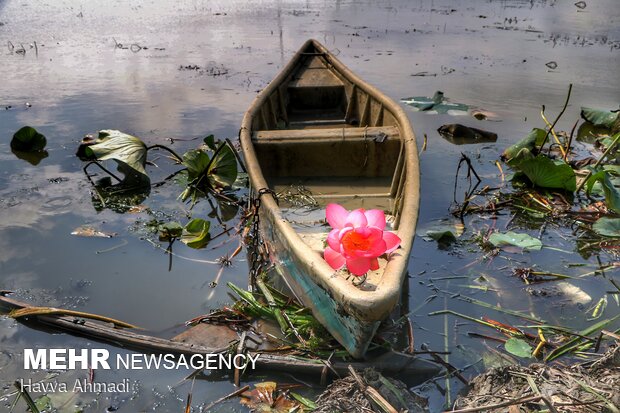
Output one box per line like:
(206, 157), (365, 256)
(585, 171), (620, 214)
(488, 231), (542, 251)
(213, 196), (239, 222)
(159, 222), (183, 241)
(515, 155), (576, 191)
(425, 229), (458, 250)
(182, 149), (211, 181)
(34, 395), (51, 411)
(203, 134), (217, 150)
(592, 217), (620, 238)
(79, 130), (149, 184)
(576, 121), (611, 144)
(401, 91), (469, 114)
(504, 338), (532, 358)
(501, 128), (546, 162)
(208, 142), (238, 188)
(581, 107), (619, 129)
(180, 141), (239, 201)
(11, 126), (47, 151)
(181, 218), (211, 249)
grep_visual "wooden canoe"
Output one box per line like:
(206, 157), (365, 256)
(240, 39), (420, 358)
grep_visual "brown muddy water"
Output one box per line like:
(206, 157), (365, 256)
(1, 0), (619, 411)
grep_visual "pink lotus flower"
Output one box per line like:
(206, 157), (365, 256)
(323, 204), (401, 276)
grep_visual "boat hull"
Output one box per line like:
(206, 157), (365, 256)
(240, 39), (420, 358)
(259, 215), (380, 358)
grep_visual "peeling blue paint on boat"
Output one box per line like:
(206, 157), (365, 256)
(262, 220), (380, 358)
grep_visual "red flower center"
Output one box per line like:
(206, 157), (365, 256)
(341, 230), (370, 252)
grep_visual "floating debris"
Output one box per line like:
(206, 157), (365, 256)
(454, 345), (620, 413)
(401, 91), (469, 114)
(545, 61), (558, 70)
(71, 226), (117, 238)
(437, 124), (498, 145)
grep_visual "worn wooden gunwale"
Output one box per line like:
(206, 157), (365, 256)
(240, 39), (420, 358)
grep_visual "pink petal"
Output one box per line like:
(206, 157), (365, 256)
(326, 204), (348, 229)
(370, 257), (380, 271)
(338, 227), (353, 253)
(383, 232), (401, 254)
(362, 239), (387, 257)
(327, 228), (341, 251)
(364, 209), (386, 230)
(324, 247), (345, 270)
(345, 257), (371, 276)
(352, 228), (386, 258)
(345, 209), (368, 228)
(355, 226), (372, 237)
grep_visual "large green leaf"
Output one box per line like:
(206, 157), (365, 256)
(82, 130), (149, 184)
(181, 218), (211, 249)
(208, 143), (238, 188)
(182, 149), (210, 180)
(488, 231), (542, 251)
(585, 171), (620, 214)
(11, 126), (47, 151)
(592, 217), (620, 238)
(214, 196), (240, 222)
(181, 142), (238, 193)
(516, 155), (576, 191)
(581, 107), (619, 129)
(504, 338), (532, 358)
(501, 128), (546, 162)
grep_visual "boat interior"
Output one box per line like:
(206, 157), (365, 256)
(251, 44), (407, 241)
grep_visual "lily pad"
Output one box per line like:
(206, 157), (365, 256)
(501, 128), (546, 162)
(585, 171), (620, 214)
(208, 142), (238, 188)
(11, 126), (47, 151)
(34, 394), (52, 411)
(581, 107), (619, 129)
(401, 91), (469, 114)
(182, 149), (211, 180)
(212, 196), (239, 222)
(181, 218), (211, 249)
(592, 217), (620, 238)
(515, 155), (576, 191)
(419, 220), (463, 249)
(576, 121), (612, 144)
(488, 231), (542, 251)
(79, 130), (149, 184)
(504, 338), (532, 358)
(181, 141), (238, 199)
(426, 230), (457, 250)
(203, 134), (217, 150)
(159, 222), (183, 241)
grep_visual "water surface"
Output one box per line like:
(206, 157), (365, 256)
(1, 0), (619, 411)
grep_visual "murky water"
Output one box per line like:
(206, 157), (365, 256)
(1, 0), (619, 411)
